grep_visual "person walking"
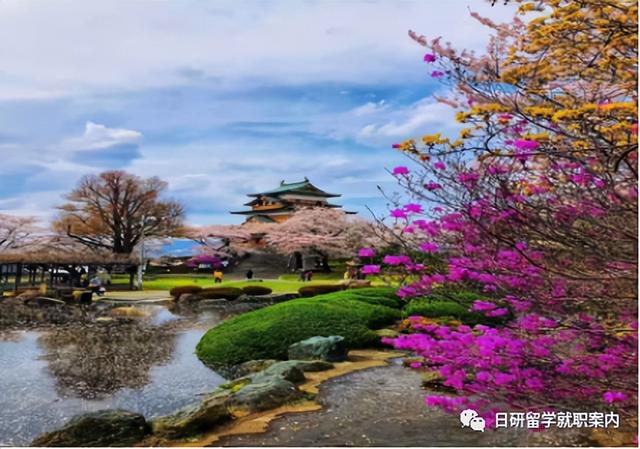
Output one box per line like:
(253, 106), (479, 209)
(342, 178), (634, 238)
(246, 269), (254, 280)
(213, 270), (223, 283)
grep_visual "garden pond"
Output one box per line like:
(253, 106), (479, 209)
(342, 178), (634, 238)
(0, 301), (229, 446)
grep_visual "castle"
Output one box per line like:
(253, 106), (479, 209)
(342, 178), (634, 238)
(230, 178), (352, 224)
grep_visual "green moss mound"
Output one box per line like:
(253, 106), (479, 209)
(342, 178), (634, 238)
(403, 291), (509, 326)
(318, 287), (403, 309)
(196, 288), (401, 367)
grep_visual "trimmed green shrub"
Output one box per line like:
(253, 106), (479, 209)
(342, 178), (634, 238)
(316, 287), (403, 309)
(298, 284), (345, 297)
(242, 285), (273, 296)
(196, 288), (401, 367)
(169, 285), (202, 299)
(403, 292), (509, 326)
(199, 287), (244, 300)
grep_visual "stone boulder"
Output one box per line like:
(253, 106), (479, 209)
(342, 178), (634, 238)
(293, 359), (335, 372)
(151, 390), (231, 438)
(228, 359), (278, 379)
(229, 376), (303, 413)
(288, 336), (348, 362)
(257, 360), (333, 380)
(252, 361), (306, 384)
(31, 409), (150, 447)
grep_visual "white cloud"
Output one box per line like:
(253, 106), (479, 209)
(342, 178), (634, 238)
(0, 1), (517, 98)
(351, 100), (388, 116)
(63, 121), (142, 151)
(363, 99), (458, 138)
(0, 190), (66, 224)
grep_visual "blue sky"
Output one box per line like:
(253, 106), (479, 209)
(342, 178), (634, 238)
(0, 0), (514, 225)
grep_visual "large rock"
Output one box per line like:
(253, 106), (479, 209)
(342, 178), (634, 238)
(31, 410), (150, 447)
(288, 336), (348, 362)
(228, 359), (278, 379)
(229, 376), (303, 412)
(258, 360), (334, 380)
(151, 390), (231, 438)
(293, 359), (335, 372)
(252, 361), (306, 384)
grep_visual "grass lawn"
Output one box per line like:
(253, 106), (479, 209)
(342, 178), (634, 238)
(278, 272), (344, 281)
(110, 274), (341, 294)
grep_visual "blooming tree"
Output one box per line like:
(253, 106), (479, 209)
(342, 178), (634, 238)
(0, 214), (39, 252)
(377, 0), (637, 431)
(185, 222), (266, 258)
(264, 208), (375, 259)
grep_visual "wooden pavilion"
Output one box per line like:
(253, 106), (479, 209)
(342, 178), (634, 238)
(0, 235), (138, 294)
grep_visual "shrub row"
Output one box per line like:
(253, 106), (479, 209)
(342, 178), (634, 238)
(169, 285), (273, 300)
(241, 285), (273, 296)
(298, 284), (345, 297)
(169, 285), (202, 298)
(199, 287), (244, 300)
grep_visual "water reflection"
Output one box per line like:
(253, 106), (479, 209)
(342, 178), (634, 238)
(0, 303), (226, 446)
(38, 322), (176, 399)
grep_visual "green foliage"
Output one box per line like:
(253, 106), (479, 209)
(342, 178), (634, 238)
(196, 288), (401, 367)
(241, 285), (273, 296)
(298, 284), (345, 297)
(402, 291), (509, 326)
(199, 287), (244, 300)
(168, 285), (202, 298)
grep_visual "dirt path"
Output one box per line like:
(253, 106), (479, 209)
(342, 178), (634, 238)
(213, 361), (527, 447)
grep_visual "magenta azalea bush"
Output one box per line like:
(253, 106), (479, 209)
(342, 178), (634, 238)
(376, 0), (638, 431)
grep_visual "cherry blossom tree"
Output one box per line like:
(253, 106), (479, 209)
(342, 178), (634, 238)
(264, 208), (375, 259)
(0, 214), (39, 252)
(185, 222), (267, 258)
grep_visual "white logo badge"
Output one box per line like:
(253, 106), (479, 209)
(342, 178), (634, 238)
(460, 409), (485, 432)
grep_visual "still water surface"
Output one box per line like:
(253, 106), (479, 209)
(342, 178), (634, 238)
(0, 304), (226, 446)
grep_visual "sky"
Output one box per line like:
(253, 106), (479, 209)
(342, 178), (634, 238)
(0, 0), (515, 225)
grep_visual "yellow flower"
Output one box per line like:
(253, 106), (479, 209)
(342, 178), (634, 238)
(422, 133), (441, 145)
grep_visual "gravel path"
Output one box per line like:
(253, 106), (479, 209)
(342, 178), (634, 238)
(214, 362), (527, 447)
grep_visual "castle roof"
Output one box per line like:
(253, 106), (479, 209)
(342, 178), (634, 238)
(230, 178), (355, 219)
(248, 178), (340, 198)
